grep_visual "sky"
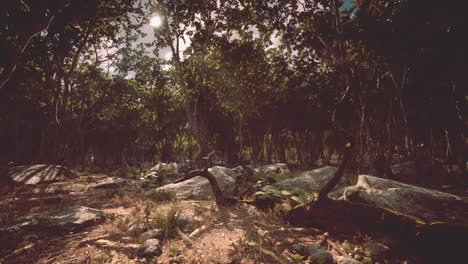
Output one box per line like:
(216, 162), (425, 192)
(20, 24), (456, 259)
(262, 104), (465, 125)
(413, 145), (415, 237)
(148, 0), (354, 60)
(101, 0), (355, 74)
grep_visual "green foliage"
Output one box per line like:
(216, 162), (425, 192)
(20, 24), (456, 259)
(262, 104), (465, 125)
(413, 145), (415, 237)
(253, 171), (302, 184)
(252, 185), (312, 212)
(169, 245), (183, 264)
(149, 201), (181, 239)
(93, 253), (111, 263)
(2, 0), (466, 180)
(292, 253), (303, 264)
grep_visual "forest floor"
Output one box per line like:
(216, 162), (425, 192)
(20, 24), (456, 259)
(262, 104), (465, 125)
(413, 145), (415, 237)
(0, 170), (441, 264)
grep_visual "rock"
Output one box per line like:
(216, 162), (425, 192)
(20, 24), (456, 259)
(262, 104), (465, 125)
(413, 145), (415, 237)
(175, 217), (199, 231)
(137, 239), (162, 258)
(328, 187), (348, 199)
(0, 205), (106, 251)
(305, 244), (333, 264)
(151, 162), (181, 173)
(151, 162), (167, 172)
(336, 256), (362, 264)
(390, 161), (418, 182)
(255, 163), (290, 174)
(7, 164), (79, 185)
(367, 243), (392, 259)
(290, 244), (333, 264)
(125, 223), (148, 237)
(121, 236), (133, 243)
(139, 229), (164, 243)
(290, 243), (307, 254)
(93, 177), (128, 189)
(274, 166), (349, 194)
(4, 205), (106, 233)
(155, 166), (247, 200)
(370, 161), (448, 185)
(142, 172), (184, 183)
(141, 172), (160, 180)
(343, 175), (467, 225)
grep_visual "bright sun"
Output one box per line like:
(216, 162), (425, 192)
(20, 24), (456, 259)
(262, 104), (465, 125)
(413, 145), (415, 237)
(150, 16), (162, 27)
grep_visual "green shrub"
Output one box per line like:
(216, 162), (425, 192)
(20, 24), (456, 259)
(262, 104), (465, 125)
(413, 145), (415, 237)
(150, 201), (181, 239)
(252, 185), (313, 211)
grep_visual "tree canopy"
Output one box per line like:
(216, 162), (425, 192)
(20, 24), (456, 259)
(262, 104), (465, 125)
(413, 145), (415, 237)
(0, 0), (466, 176)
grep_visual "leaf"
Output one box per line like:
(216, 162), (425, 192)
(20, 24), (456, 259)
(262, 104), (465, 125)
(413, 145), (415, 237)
(263, 185), (280, 192)
(252, 191), (268, 197)
(290, 195), (308, 204)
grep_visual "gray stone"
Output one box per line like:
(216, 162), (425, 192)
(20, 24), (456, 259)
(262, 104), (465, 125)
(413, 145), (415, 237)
(151, 162), (181, 173)
(390, 161), (418, 181)
(304, 244), (333, 264)
(7, 164), (78, 185)
(121, 236), (133, 243)
(0, 205), (106, 251)
(139, 229), (164, 242)
(125, 223), (148, 237)
(290, 243), (307, 255)
(368, 243), (392, 259)
(93, 177), (128, 189)
(290, 244), (333, 264)
(137, 239), (162, 258)
(336, 256), (362, 264)
(275, 166), (349, 194)
(343, 175), (468, 225)
(175, 217), (199, 231)
(4, 205), (106, 233)
(155, 166), (247, 200)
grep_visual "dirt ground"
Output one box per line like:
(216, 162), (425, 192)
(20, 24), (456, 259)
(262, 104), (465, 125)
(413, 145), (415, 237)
(1, 173), (411, 264)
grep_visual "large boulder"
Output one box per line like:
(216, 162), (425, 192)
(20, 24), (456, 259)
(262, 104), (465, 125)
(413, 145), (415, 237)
(370, 161), (449, 185)
(343, 175), (467, 225)
(274, 166), (349, 193)
(155, 166), (246, 200)
(1, 206), (106, 251)
(3, 205), (106, 233)
(6, 164), (79, 185)
(390, 161), (419, 182)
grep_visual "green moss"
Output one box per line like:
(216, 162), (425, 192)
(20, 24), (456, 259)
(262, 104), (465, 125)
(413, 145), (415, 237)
(93, 253), (111, 263)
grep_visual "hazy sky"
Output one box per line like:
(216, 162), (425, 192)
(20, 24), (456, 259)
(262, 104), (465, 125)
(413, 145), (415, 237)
(103, 0), (354, 74)
(147, 0), (354, 60)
